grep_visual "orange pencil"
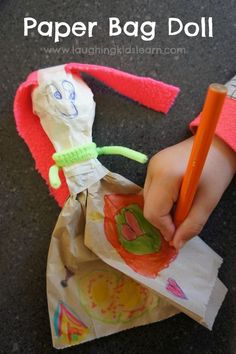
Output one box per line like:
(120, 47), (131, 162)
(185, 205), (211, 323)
(174, 83), (227, 227)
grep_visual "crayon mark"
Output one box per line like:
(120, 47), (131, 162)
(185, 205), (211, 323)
(104, 194), (177, 278)
(78, 269), (159, 323)
(54, 301), (89, 346)
(166, 278), (187, 300)
(61, 266), (74, 288)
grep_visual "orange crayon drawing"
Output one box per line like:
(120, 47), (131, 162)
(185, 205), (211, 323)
(104, 194), (177, 278)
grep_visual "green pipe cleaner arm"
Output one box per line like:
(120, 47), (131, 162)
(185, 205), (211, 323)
(96, 146), (148, 164)
(49, 165), (61, 189)
(49, 143), (148, 189)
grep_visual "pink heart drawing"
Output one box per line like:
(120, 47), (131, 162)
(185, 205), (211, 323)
(166, 278), (187, 300)
(121, 210), (143, 241)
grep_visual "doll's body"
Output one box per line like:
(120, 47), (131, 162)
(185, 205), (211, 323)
(32, 66), (179, 348)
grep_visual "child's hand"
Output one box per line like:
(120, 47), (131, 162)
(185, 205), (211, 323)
(143, 136), (236, 249)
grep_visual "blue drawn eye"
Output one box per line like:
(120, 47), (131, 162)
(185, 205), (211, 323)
(62, 80), (76, 101)
(54, 90), (62, 100)
(69, 91), (75, 100)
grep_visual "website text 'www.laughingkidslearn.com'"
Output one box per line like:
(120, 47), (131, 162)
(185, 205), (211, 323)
(40, 45), (186, 56)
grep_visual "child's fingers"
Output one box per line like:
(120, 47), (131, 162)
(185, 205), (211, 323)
(143, 180), (176, 241)
(172, 186), (216, 249)
(172, 212), (206, 249)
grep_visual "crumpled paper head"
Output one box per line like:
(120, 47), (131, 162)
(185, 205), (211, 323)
(32, 66), (96, 151)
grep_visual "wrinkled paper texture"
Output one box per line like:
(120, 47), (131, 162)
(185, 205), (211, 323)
(47, 189), (179, 349)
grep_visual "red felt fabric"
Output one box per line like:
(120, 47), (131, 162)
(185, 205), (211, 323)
(66, 63), (180, 114)
(14, 64), (180, 207)
(190, 96), (236, 152)
(13, 71), (70, 207)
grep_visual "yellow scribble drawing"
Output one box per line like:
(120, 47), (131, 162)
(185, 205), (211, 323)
(78, 269), (159, 323)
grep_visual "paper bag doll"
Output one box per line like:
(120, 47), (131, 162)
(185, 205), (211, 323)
(14, 63), (226, 350)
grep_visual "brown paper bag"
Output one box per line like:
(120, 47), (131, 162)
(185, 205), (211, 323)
(47, 175), (179, 349)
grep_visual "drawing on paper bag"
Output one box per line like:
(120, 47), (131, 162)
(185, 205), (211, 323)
(166, 278), (188, 300)
(78, 269), (159, 323)
(53, 301), (89, 347)
(104, 194), (177, 278)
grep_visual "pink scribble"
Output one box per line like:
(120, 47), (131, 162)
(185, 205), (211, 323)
(166, 278), (187, 300)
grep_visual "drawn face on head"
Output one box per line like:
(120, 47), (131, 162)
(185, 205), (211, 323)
(46, 80), (78, 119)
(32, 68), (96, 149)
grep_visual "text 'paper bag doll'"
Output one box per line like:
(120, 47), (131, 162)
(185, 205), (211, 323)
(14, 64), (227, 350)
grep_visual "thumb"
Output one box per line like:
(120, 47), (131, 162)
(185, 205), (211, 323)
(172, 190), (212, 249)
